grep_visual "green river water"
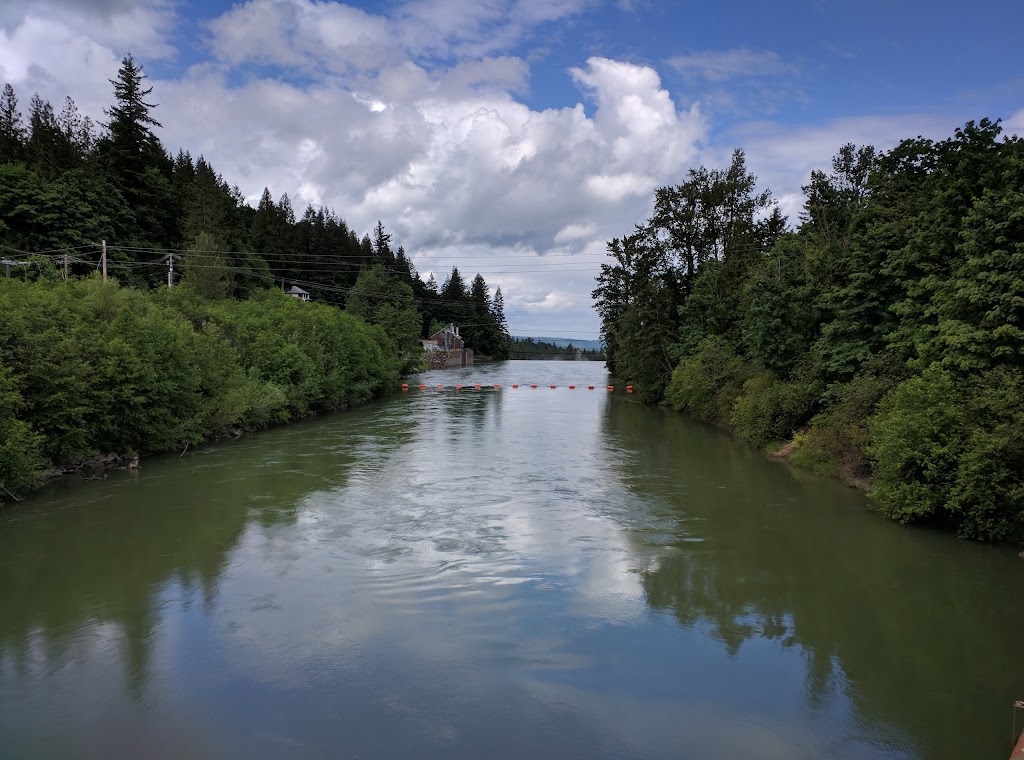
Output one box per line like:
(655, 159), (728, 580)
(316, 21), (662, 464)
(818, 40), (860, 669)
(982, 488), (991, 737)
(1, 360), (1021, 759)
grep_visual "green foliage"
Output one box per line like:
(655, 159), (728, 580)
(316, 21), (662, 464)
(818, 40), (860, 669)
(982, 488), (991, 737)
(181, 231), (233, 299)
(675, 259), (732, 356)
(935, 183), (1024, 370)
(946, 368), (1024, 542)
(789, 357), (902, 479)
(597, 121), (1024, 542)
(0, 278), (401, 501)
(346, 263), (422, 370)
(595, 151), (778, 398)
(867, 366), (1024, 542)
(665, 337), (753, 424)
(742, 235), (819, 377)
(731, 370), (819, 449)
(0, 362), (46, 496)
(867, 367), (965, 524)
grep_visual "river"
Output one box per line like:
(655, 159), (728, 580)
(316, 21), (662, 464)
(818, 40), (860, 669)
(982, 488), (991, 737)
(1, 360), (1021, 759)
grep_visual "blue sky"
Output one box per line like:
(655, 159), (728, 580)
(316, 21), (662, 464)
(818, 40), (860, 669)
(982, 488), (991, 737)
(1, 0), (1022, 337)
(160, 0), (1024, 126)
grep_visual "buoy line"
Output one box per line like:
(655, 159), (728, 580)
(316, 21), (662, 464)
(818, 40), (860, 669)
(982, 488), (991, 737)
(401, 383), (634, 393)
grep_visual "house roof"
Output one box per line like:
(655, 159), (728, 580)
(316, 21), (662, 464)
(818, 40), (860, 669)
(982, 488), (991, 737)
(429, 327), (462, 341)
(286, 286), (309, 295)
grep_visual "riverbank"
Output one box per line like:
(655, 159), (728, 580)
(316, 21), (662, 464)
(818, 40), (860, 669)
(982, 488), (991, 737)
(0, 277), (402, 506)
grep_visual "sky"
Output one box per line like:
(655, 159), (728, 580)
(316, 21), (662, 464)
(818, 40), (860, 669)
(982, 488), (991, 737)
(1, 0), (1022, 339)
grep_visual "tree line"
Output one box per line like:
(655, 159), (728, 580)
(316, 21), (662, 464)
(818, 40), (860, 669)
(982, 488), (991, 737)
(593, 122), (1024, 543)
(508, 337), (605, 360)
(0, 56), (511, 360)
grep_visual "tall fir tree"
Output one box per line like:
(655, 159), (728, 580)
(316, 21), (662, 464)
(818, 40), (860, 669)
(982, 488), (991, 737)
(0, 83), (26, 163)
(98, 54), (173, 247)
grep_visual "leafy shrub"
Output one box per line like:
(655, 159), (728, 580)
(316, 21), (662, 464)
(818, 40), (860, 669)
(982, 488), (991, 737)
(946, 368), (1024, 542)
(867, 365), (1024, 541)
(867, 366), (964, 524)
(790, 357), (901, 479)
(0, 277), (402, 500)
(666, 336), (753, 423)
(731, 370), (819, 448)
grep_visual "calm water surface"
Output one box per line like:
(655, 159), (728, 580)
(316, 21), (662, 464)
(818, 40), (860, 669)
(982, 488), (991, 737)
(1, 360), (1021, 759)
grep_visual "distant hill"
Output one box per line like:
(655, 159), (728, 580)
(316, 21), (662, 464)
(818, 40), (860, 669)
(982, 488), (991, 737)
(513, 336), (604, 349)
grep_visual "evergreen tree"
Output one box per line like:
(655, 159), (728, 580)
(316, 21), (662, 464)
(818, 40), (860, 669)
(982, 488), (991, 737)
(181, 230), (233, 299)
(57, 95), (95, 160)
(394, 245), (414, 283)
(372, 220), (395, 265)
(182, 157), (231, 244)
(25, 94), (65, 181)
(0, 83), (26, 163)
(441, 266), (467, 301)
(97, 54), (172, 247)
(492, 287), (511, 359)
(470, 273), (491, 317)
(103, 54), (163, 161)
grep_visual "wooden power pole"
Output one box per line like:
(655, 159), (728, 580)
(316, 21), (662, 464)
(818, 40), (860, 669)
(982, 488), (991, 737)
(101, 240), (107, 282)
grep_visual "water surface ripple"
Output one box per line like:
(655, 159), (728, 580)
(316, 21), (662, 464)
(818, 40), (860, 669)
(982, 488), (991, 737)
(1, 361), (1021, 759)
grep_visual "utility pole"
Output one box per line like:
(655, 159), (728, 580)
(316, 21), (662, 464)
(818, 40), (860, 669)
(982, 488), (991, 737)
(63, 253), (69, 281)
(2, 259), (30, 278)
(101, 240), (107, 282)
(167, 253), (176, 287)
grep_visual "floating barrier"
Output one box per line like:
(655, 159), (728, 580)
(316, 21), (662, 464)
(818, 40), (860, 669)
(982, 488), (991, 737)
(401, 382), (636, 393)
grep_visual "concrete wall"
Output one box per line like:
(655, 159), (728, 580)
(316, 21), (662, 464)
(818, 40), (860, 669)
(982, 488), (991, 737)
(425, 349), (473, 369)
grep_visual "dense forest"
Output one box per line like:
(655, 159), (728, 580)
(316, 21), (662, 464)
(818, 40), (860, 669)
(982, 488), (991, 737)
(0, 55), (511, 354)
(508, 337), (605, 360)
(0, 55), (513, 502)
(594, 122), (1024, 543)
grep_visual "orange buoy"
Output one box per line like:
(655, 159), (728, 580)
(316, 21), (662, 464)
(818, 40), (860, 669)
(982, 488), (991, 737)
(456, 384), (462, 390)
(569, 385), (575, 390)
(512, 384), (519, 388)
(475, 383), (481, 389)
(401, 384), (409, 391)
(588, 385), (594, 390)
(626, 385), (633, 393)
(607, 386), (614, 392)
(494, 383), (500, 389)
(437, 384), (444, 389)
(550, 384), (556, 389)
(419, 384), (427, 390)
(531, 384), (537, 389)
